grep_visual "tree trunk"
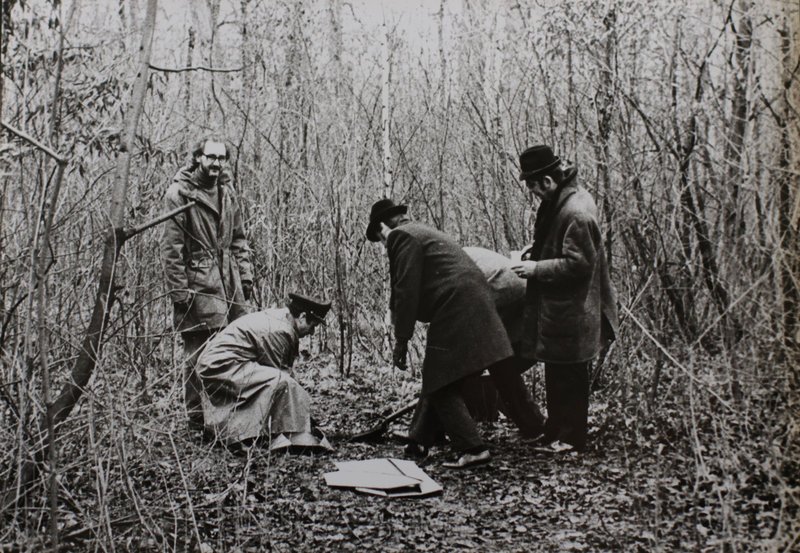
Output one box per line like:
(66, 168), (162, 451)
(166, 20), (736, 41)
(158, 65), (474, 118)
(599, 7), (616, 272)
(723, 0), (752, 241)
(777, 18), (799, 355)
(381, 20), (392, 198)
(182, 26), (195, 154)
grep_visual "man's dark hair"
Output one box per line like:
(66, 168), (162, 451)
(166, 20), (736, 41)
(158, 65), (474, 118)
(385, 213), (410, 230)
(545, 165), (564, 184)
(187, 136), (230, 168)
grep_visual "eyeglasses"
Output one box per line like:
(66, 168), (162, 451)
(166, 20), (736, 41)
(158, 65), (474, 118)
(203, 154), (226, 163)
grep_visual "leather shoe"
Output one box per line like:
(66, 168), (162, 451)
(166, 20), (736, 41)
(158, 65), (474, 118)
(404, 442), (429, 460)
(442, 449), (491, 469)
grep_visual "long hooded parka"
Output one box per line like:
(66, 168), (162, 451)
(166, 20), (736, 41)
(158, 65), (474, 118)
(521, 172), (618, 363)
(162, 166), (253, 333)
(387, 222), (513, 395)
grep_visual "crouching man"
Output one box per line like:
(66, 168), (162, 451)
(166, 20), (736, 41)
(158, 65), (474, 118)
(463, 246), (546, 438)
(196, 293), (333, 451)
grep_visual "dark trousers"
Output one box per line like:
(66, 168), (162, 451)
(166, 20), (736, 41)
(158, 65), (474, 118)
(488, 356), (545, 437)
(544, 361), (589, 450)
(181, 329), (217, 427)
(408, 380), (485, 453)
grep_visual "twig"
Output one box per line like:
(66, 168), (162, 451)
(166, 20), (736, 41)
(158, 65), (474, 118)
(690, 270), (771, 348)
(0, 121), (67, 164)
(149, 63), (243, 73)
(168, 434), (202, 548)
(619, 303), (733, 411)
(782, 528), (800, 553)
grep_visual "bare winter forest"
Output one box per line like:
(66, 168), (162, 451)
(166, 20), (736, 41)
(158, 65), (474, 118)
(0, 0), (798, 551)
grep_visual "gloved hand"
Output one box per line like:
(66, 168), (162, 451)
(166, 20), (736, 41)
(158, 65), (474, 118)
(242, 280), (253, 301)
(392, 340), (409, 371)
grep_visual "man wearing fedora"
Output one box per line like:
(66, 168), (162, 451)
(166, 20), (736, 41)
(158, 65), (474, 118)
(367, 199), (515, 468)
(195, 293), (333, 451)
(511, 145), (618, 453)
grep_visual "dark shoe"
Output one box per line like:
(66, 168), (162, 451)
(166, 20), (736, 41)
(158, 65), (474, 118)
(442, 449), (491, 469)
(532, 440), (579, 454)
(404, 442), (429, 460)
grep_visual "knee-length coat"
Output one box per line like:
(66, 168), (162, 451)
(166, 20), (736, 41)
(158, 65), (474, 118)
(387, 222), (513, 395)
(521, 180), (618, 363)
(196, 309), (312, 444)
(161, 166), (253, 333)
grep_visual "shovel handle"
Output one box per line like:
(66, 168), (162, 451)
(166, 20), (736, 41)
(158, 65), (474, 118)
(382, 400), (418, 425)
(347, 399), (419, 443)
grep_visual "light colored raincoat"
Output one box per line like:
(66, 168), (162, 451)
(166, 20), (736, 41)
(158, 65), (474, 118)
(196, 309), (313, 444)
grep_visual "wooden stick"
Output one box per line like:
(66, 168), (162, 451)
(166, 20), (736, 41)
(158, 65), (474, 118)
(149, 63), (243, 73)
(0, 121), (67, 164)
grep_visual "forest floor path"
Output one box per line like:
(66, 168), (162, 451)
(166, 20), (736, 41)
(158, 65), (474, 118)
(38, 354), (782, 552)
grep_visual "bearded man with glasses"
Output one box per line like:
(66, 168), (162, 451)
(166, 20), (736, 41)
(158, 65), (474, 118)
(161, 137), (254, 434)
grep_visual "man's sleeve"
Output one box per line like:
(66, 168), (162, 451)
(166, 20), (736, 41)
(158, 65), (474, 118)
(231, 193), (253, 284)
(259, 328), (297, 371)
(387, 230), (423, 341)
(533, 213), (599, 284)
(161, 187), (190, 303)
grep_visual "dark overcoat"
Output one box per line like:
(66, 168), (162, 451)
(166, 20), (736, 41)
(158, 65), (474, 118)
(521, 181), (618, 363)
(161, 166), (253, 333)
(387, 222), (513, 395)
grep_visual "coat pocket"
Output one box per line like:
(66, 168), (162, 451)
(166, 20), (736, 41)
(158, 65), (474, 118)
(539, 294), (580, 338)
(186, 259), (227, 319)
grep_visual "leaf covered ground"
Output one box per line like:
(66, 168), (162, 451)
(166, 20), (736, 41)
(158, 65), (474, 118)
(2, 352), (796, 552)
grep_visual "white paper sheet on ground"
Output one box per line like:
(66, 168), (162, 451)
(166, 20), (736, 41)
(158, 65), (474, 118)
(323, 458), (442, 498)
(325, 471), (421, 490)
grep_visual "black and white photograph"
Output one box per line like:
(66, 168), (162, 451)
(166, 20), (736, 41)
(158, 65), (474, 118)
(0, 0), (798, 550)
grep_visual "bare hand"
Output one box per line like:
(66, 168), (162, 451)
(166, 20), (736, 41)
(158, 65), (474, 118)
(520, 245), (534, 261)
(392, 340), (408, 371)
(510, 260), (537, 279)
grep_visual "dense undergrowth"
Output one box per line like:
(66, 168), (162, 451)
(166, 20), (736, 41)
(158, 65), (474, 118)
(0, 339), (796, 552)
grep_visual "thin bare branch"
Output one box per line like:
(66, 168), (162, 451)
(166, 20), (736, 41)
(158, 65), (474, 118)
(619, 303), (733, 411)
(0, 121), (67, 164)
(148, 63), (243, 73)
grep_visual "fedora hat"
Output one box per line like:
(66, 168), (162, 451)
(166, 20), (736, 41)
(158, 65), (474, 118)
(519, 145), (561, 180)
(366, 198), (407, 242)
(288, 293), (331, 324)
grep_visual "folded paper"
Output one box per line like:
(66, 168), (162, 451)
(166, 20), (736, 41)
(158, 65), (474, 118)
(323, 458), (442, 498)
